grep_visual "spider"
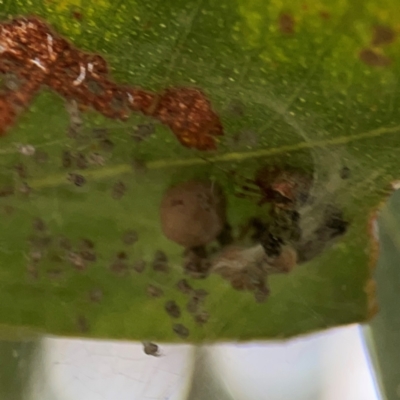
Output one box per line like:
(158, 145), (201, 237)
(234, 165), (313, 210)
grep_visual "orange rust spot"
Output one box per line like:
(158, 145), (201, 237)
(278, 13), (295, 35)
(359, 48), (391, 67)
(0, 17), (223, 150)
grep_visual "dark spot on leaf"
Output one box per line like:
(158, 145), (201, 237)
(172, 323), (189, 339)
(14, 162), (27, 179)
(76, 152), (88, 169)
(194, 311), (210, 325)
(176, 279), (193, 294)
(164, 300), (181, 318)
(152, 250), (169, 273)
(80, 238), (94, 249)
(32, 218), (46, 232)
(89, 288), (103, 303)
(80, 250), (97, 262)
(146, 284), (164, 298)
(111, 181), (126, 200)
(132, 259), (146, 273)
(340, 166), (351, 179)
(183, 248), (211, 279)
(62, 150), (73, 168)
(278, 13), (295, 35)
(122, 230), (138, 245)
(193, 288), (208, 301)
(68, 173), (86, 187)
(186, 297), (200, 314)
(110, 259), (129, 276)
(117, 251), (128, 260)
(371, 25), (396, 46)
(0, 186), (14, 197)
(359, 48), (391, 67)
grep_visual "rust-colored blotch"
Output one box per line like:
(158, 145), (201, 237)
(0, 17), (223, 150)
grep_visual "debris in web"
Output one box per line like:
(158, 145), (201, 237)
(209, 164), (349, 301)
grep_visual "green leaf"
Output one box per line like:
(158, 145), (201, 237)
(0, 0), (397, 342)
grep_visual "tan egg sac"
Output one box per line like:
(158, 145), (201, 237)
(160, 180), (226, 248)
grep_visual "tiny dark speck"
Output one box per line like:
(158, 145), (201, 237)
(340, 166), (351, 179)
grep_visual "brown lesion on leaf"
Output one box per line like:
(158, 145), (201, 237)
(278, 13), (295, 35)
(359, 48), (391, 67)
(359, 24), (396, 68)
(371, 25), (396, 47)
(0, 17), (223, 150)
